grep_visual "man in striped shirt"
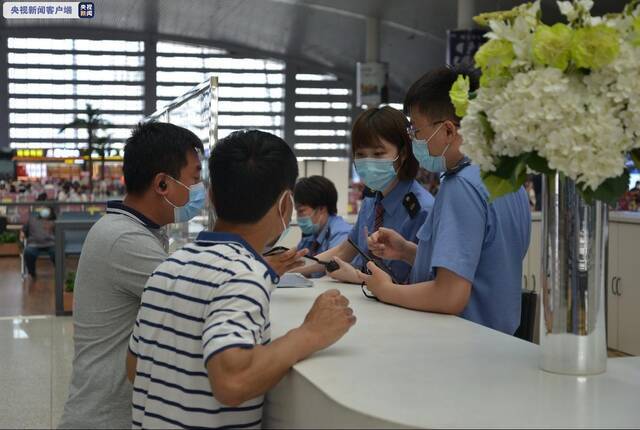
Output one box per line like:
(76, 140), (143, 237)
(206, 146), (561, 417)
(127, 130), (356, 429)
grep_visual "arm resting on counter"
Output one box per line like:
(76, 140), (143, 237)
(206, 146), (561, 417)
(206, 328), (317, 407)
(361, 263), (471, 315)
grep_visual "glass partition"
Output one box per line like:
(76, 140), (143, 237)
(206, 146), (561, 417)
(145, 76), (219, 252)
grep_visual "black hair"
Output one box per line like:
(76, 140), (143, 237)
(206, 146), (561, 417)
(404, 65), (480, 122)
(294, 176), (338, 215)
(210, 130), (298, 224)
(123, 122), (204, 195)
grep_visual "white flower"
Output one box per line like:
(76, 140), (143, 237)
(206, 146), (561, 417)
(486, 1), (539, 66)
(460, 66), (636, 189)
(557, 1), (579, 22)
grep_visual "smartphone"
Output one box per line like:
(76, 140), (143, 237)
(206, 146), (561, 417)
(347, 238), (398, 283)
(264, 246), (339, 272)
(303, 254), (340, 272)
(262, 246), (290, 257)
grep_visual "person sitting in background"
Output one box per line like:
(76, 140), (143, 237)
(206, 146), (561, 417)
(127, 130), (355, 429)
(298, 106), (434, 283)
(59, 122), (204, 429)
(21, 192), (56, 279)
(294, 176), (352, 276)
(57, 182), (71, 201)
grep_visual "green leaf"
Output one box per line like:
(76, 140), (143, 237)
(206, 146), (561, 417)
(482, 172), (520, 202)
(478, 111), (495, 144)
(491, 155), (521, 179)
(525, 151), (554, 174)
(579, 170), (630, 206)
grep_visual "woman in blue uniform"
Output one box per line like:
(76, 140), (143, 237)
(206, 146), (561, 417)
(302, 106), (435, 284)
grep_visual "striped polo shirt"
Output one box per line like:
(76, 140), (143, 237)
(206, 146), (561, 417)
(128, 231), (280, 429)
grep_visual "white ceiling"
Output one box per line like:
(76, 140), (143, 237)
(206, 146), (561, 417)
(2, 0), (630, 96)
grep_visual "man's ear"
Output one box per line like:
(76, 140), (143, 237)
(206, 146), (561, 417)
(153, 173), (169, 196)
(445, 120), (458, 138)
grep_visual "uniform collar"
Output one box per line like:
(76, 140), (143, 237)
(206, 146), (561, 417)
(380, 180), (412, 216)
(442, 156), (472, 179)
(313, 216), (332, 244)
(195, 231), (280, 283)
(106, 200), (161, 229)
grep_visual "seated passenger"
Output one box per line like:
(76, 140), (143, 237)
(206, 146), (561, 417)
(294, 176), (352, 277)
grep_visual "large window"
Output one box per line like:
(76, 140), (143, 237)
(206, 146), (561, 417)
(7, 37), (145, 150)
(5, 37), (355, 160)
(293, 71), (353, 160)
(156, 41), (285, 140)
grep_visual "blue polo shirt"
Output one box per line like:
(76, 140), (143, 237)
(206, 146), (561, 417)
(350, 179), (434, 283)
(297, 215), (352, 256)
(410, 165), (531, 335)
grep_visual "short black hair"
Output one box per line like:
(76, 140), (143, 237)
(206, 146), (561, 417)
(404, 65), (480, 122)
(123, 122), (204, 195)
(210, 130), (298, 224)
(294, 176), (338, 215)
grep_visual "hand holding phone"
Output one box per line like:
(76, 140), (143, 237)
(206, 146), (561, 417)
(347, 238), (398, 284)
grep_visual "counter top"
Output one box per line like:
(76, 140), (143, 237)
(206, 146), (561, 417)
(610, 211), (640, 224)
(266, 279), (640, 428)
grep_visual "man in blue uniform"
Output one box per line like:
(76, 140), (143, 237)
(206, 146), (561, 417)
(360, 66), (531, 335)
(294, 175), (352, 258)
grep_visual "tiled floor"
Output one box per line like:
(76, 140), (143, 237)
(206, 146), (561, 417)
(0, 316), (73, 429)
(0, 257), (56, 317)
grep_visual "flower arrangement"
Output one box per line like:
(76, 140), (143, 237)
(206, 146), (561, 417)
(452, 0), (640, 203)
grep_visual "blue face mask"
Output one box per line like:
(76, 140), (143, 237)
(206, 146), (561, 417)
(411, 123), (449, 173)
(354, 156), (398, 192)
(298, 213), (319, 236)
(165, 177), (206, 223)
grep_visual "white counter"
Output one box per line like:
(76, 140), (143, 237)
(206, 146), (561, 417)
(264, 279), (640, 429)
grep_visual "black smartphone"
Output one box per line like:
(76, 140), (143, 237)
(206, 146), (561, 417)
(347, 237), (398, 283)
(303, 254), (340, 272)
(262, 246), (289, 257)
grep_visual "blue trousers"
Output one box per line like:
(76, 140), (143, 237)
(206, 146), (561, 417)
(24, 246), (55, 277)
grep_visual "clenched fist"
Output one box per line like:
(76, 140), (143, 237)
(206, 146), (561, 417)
(301, 289), (356, 351)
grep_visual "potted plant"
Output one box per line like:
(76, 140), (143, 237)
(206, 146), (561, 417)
(59, 103), (115, 192)
(0, 231), (19, 256)
(64, 270), (76, 312)
(453, 0), (640, 375)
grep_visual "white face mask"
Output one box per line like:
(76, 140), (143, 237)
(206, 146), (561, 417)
(272, 191), (294, 247)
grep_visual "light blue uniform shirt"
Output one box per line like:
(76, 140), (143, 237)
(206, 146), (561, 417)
(350, 179), (434, 283)
(297, 214), (352, 256)
(410, 164), (531, 335)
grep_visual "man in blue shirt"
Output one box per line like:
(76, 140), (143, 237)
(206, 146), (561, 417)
(360, 66), (531, 335)
(295, 176), (352, 256)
